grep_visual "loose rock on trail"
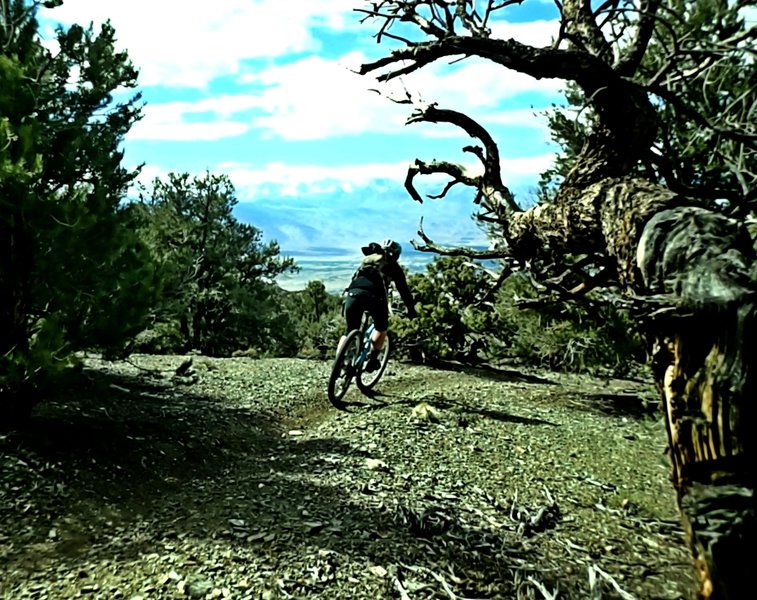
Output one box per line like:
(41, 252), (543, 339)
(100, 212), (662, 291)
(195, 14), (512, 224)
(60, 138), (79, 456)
(1, 355), (694, 599)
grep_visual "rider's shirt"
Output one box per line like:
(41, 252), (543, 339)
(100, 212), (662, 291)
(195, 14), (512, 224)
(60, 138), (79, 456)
(348, 255), (415, 313)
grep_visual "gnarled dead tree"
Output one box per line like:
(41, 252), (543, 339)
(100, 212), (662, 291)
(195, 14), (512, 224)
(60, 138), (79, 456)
(356, 1), (756, 598)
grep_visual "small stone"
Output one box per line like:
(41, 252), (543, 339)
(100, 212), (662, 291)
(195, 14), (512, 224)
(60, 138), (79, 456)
(368, 565), (387, 578)
(304, 521), (326, 534)
(186, 577), (213, 599)
(365, 458), (389, 472)
(411, 401), (441, 423)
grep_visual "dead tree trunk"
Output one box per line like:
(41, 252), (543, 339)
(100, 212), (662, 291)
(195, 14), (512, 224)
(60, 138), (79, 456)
(505, 180), (756, 599)
(637, 206), (756, 600)
(356, 2), (755, 593)
(399, 102), (755, 596)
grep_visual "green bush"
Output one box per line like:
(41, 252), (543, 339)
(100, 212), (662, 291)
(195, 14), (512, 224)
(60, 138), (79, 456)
(390, 256), (497, 364)
(1, 5), (157, 412)
(131, 172), (297, 357)
(132, 322), (185, 355)
(0, 317), (83, 421)
(280, 281), (342, 359)
(390, 257), (644, 375)
(492, 274), (645, 376)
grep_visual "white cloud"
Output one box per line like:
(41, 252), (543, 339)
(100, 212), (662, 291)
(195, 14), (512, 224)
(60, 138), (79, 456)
(128, 51), (560, 142)
(237, 52), (562, 141)
(42, 3), (564, 142)
(131, 120), (250, 142)
(209, 153), (555, 199)
(400, 60), (563, 108)
(40, 0), (361, 87)
(502, 154), (556, 181)
(488, 19), (560, 47)
(740, 5), (757, 24)
(476, 106), (554, 135)
(130, 151), (555, 199)
(129, 96), (262, 140)
(240, 53), (410, 140)
(275, 224), (314, 250)
(222, 161), (410, 197)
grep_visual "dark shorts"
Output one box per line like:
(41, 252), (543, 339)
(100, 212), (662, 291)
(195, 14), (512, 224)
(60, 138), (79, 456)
(344, 289), (388, 333)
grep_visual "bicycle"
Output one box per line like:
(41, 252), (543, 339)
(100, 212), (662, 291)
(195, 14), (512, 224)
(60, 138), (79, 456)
(327, 311), (391, 408)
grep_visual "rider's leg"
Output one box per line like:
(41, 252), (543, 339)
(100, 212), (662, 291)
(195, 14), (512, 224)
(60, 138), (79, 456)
(371, 329), (387, 350)
(370, 298), (390, 352)
(366, 301), (390, 370)
(338, 294), (363, 355)
(365, 329), (387, 372)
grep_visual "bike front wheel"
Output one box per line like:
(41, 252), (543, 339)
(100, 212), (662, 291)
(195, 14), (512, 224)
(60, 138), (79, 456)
(356, 334), (390, 393)
(327, 329), (362, 408)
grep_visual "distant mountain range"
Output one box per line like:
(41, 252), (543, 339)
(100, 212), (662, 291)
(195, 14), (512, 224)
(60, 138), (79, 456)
(232, 190), (493, 293)
(274, 246), (442, 292)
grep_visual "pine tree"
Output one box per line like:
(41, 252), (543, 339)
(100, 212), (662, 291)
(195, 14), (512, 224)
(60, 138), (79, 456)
(132, 172), (297, 356)
(1, 1), (156, 414)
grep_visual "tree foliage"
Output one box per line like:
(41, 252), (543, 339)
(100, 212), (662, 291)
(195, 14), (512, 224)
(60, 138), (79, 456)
(392, 256), (642, 374)
(492, 274), (644, 375)
(1, 0), (156, 411)
(280, 280), (343, 359)
(391, 256), (495, 362)
(539, 0), (756, 209)
(131, 172), (297, 356)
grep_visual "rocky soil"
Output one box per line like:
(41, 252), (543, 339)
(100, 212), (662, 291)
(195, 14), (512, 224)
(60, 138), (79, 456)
(0, 355), (695, 599)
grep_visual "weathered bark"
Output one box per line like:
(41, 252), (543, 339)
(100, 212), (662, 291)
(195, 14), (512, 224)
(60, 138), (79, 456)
(637, 206), (756, 600)
(358, 4), (756, 595)
(503, 177), (682, 273)
(393, 89), (755, 599)
(510, 182), (757, 599)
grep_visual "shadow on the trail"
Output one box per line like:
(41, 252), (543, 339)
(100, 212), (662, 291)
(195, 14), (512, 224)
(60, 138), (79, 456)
(583, 392), (659, 419)
(337, 393), (388, 412)
(423, 359), (559, 386)
(362, 390), (558, 427)
(385, 359), (657, 422)
(1, 366), (535, 599)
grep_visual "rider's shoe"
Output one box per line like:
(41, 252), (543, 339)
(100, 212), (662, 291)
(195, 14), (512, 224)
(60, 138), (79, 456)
(365, 355), (380, 372)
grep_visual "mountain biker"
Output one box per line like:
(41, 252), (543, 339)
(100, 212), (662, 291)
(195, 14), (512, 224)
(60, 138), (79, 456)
(340, 239), (417, 372)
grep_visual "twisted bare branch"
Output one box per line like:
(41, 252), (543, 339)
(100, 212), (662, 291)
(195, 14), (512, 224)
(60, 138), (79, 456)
(615, 0), (663, 75)
(413, 217), (511, 259)
(404, 103), (519, 215)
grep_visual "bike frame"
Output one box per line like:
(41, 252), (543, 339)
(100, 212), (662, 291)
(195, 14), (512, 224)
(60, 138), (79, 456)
(355, 321), (375, 369)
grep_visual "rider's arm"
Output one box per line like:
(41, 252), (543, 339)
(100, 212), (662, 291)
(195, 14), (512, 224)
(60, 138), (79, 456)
(387, 262), (417, 318)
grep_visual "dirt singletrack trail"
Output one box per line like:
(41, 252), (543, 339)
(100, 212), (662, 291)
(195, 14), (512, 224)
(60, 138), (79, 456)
(1, 355), (694, 599)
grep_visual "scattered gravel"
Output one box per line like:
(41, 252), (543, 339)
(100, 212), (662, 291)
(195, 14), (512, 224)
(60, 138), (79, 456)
(0, 354), (695, 599)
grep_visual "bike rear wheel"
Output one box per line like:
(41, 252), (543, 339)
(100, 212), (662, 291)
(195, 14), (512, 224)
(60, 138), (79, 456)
(327, 329), (362, 407)
(356, 334), (390, 393)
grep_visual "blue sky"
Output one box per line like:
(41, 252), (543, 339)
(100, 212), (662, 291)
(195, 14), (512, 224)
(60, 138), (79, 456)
(38, 0), (568, 289)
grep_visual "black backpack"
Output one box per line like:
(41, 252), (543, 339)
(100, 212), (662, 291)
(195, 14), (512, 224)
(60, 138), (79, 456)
(350, 243), (389, 291)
